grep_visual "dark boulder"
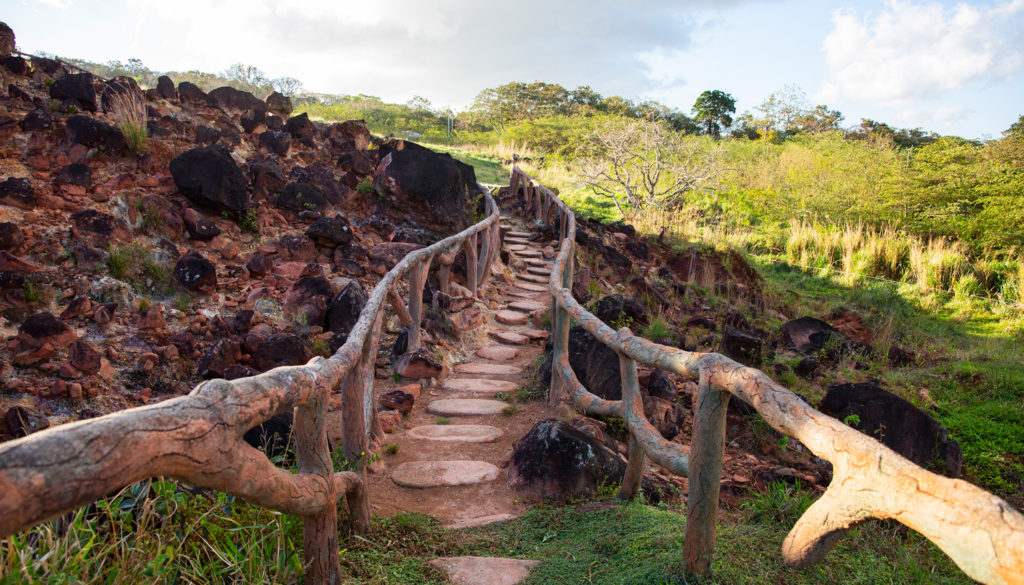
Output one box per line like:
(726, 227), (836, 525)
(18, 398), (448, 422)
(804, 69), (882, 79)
(245, 253), (273, 277)
(240, 108), (265, 133)
(284, 276), (333, 328)
(284, 112), (317, 140)
(182, 208), (221, 241)
(173, 250), (217, 293)
(720, 325), (764, 367)
(194, 125), (222, 146)
(54, 163), (91, 188)
(380, 390), (415, 414)
(265, 91), (292, 116)
(169, 145), (249, 214)
(305, 217), (352, 248)
(508, 419), (628, 499)
(5, 406), (50, 438)
(99, 76), (142, 113)
(289, 163), (348, 204)
(0, 223), (24, 250)
(327, 120), (372, 151)
(1, 56), (27, 76)
(276, 182), (327, 213)
(65, 115), (127, 154)
(224, 364), (258, 380)
(820, 382), (963, 477)
(177, 81), (210, 105)
(49, 72), (97, 111)
(564, 326), (622, 400)
(156, 75), (177, 100)
(243, 411), (293, 457)
(374, 139), (476, 230)
(0, 178), (34, 208)
(645, 368), (677, 401)
(392, 328), (409, 356)
(19, 312), (76, 349)
(394, 349), (443, 379)
(20, 107), (52, 131)
(325, 280), (367, 337)
(643, 395), (687, 440)
(625, 240), (650, 260)
(70, 209), (130, 244)
(31, 56), (62, 75)
(781, 316), (867, 359)
(254, 333), (310, 371)
(258, 130), (291, 156)
(197, 337), (241, 379)
(208, 86), (265, 112)
(595, 294), (646, 328)
(68, 339), (102, 374)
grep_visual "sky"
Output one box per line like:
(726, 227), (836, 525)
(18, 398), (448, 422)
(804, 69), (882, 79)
(7, 0), (1024, 139)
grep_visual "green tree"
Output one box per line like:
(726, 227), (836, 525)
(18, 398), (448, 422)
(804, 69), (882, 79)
(1003, 114), (1024, 139)
(692, 90), (736, 139)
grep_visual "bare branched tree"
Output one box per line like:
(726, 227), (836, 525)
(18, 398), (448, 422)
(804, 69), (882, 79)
(577, 118), (727, 216)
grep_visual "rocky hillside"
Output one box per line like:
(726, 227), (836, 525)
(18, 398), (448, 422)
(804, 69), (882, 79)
(0, 39), (481, 439)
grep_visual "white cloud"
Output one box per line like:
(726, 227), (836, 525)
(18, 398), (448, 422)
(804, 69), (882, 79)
(27, 0), (74, 7)
(821, 0), (1024, 106)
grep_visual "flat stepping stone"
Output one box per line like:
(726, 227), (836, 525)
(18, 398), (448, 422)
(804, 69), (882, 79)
(514, 281), (546, 292)
(508, 300), (546, 312)
(514, 249), (542, 258)
(526, 266), (551, 277)
(446, 514), (518, 530)
(429, 557), (540, 585)
(521, 329), (548, 340)
(495, 310), (528, 325)
(427, 398), (509, 416)
(392, 461), (500, 488)
(506, 244), (527, 252)
(442, 378), (519, 394)
(455, 363), (521, 376)
(518, 273), (548, 284)
(407, 424), (503, 443)
(490, 331), (530, 345)
(522, 257), (549, 267)
(505, 237), (530, 244)
(506, 289), (543, 300)
(476, 345), (519, 360)
(506, 230), (533, 238)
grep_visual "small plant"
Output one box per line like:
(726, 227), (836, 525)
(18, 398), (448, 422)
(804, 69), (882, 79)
(48, 99), (60, 112)
(43, 78), (55, 88)
(843, 414), (861, 428)
(501, 404), (519, 416)
(239, 208), (260, 234)
(639, 315), (672, 341)
(391, 372), (402, 382)
(312, 339), (331, 358)
(384, 443), (400, 455)
(610, 313), (634, 331)
(137, 297), (151, 311)
(434, 416), (450, 425)
(171, 294), (193, 313)
(742, 480), (815, 525)
(106, 90), (147, 154)
(356, 176), (375, 194)
(22, 281), (48, 307)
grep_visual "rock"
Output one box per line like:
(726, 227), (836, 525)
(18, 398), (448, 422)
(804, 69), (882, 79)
(368, 242), (422, 272)
(289, 163), (349, 204)
(0, 22), (14, 58)
(284, 275), (333, 327)
(169, 145), (249, 214)
(644, 368), (677, 401)
(0, 222), (23, 250)
(595, 294), (646, 327)
(284, 112), (317, 140)
(2, 56), (27, 76)
(428, 557), (539, 585)
(392, 328), (409, 355)
(14, 343), (54, 367)
(495, 310), (528, 325)
(562, 326), (621, 400)
(177, 81), (209, 104)
(795, 357), (819, 378)
(325, 279), (367, 336)
(31, 56), (62, 75)
(265, 91), (292, 116)
(59, 296), (92, 320)
(394, 348), (443, 379)
(99, 76), (142, 113)
(139, 195), (184, 238)
(688, 316), (718, 330)
(19, 312), (76, 349)
(173, 250), (218, 293)
(327, 119), (372, 151)
(442, 378), (518, 394)
(643, 395), (686, 440)
(0, 178), (34, 208)
(276, 182), (327, 213)
(137, 305), (166, 329)
(508, 419), (627, 499)
(378, 410), (401, 433)
(156, 75), (178, 100)
(258, 130), (291, 156)
(239, 108), (265, 133)
(208, 86), (266, 112)
(49, 72), (97, 111)
(182, 208), (222, 241)
(243, 412), (293, 458)
(197, 337), (241, 379)
(245, 253), (273, 277)
(254, 333), (310, 371)
(54, 163), (91, 188)
(194, 125), (222, 145)
(20, 107), (52, 131)
(305, 217), (352, 248)
(380, 390), (415, 414)
(820, 382), (963, 477)
(374, 139), (476, 230)
(392, 460), (500, 488)
(65, 115), (127, 154)
(249, 157), (288, 197)
(720, 325), (763, 366)
(71, 209), (131, 244)
(781, 316), (854, 358)
(5, 406), (50, 438)
(68, 338), (102, 374)
(476, 346), (520, 361)
(888, 345), (916, 366)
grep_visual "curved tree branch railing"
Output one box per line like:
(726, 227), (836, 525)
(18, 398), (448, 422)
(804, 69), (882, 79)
(510, 166), (1024, 585)
(0, 185), (502, 585)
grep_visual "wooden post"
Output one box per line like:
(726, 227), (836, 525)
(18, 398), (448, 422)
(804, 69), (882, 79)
(683, 369), (729, 576)
(362, 312), (384, 446)
(295, 390), (340, 584)
(476, 227), (490, 290)
(439, 263), (451, 295)
(535, 187), (543, 222)
(388, 288), (413, 329)
(464, 233), (478, 299)
(617, 352), (647, 500)
(406, 258), (430, 353)
(340, 362), (370, 532)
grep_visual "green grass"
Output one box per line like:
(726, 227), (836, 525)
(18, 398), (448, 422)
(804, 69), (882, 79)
(424, 143), (508, 185)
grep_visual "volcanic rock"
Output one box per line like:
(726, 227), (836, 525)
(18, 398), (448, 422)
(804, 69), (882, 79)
(169, 145), (249, 214)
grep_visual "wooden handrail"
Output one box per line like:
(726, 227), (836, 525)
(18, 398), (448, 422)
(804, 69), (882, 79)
(0, 184), (501, 584)
(511, 165), (1024, 585)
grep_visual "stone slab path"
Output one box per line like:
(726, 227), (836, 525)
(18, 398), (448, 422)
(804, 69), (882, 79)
(428, 557), (540, 585)
(406, 424), (503, 443)
(392, 461), (501, 488)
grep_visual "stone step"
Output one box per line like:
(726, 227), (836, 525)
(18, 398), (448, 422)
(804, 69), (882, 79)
(513, 281), (546, 292)
(518, 273), (548, 284)
(506, 289), (543, 300)
(514, 249), (542, 258)
(506, 230), (533, 238)
(391, 461), (500, 488)
(445, 514), (518, 530)
(520, 329), (549, 341)
(442, 378), (519, 394)
(522, 257), (549, 267)
(495, 310), (529, 325)
(428, 557), (540, 585)
(455, 363), (521, 376)
(406, 424), (503, 443)
(427, 398), (509, 416)
(490, 331), (530, 345)
(506, 244), (527, 252)
(507, 300), (546, 313)
(526, 266), (551, 277)
(476, 345), (520, 361)
(505, 237), (530, 245)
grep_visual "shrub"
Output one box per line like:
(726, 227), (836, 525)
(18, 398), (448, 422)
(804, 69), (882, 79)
(106, 90), (147, 153)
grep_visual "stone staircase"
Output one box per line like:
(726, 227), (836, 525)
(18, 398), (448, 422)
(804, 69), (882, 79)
(365, 221), (554, 584)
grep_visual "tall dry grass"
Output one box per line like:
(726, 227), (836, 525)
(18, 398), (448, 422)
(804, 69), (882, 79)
(105, 90), (148, 153)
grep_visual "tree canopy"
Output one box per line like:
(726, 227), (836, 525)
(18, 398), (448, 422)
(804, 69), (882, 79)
(692, 90), (736, 139)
